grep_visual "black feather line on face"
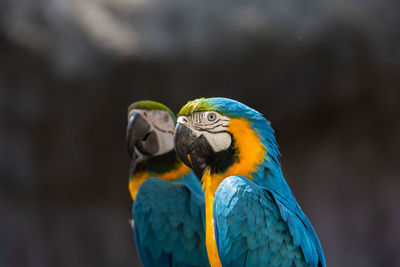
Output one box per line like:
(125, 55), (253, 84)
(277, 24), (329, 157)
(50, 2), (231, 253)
(153, 124), (174, 134)
(207, 118), (221, 126)
(197, 129), (228, 134)
(204, 123), (223, 130)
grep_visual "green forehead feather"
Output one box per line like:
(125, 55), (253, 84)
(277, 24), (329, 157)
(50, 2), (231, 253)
(178, 98), (217, 116)
(128, 100), (176, 121)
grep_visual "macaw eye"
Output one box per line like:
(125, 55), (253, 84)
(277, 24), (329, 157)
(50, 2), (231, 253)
(164, 114), (169, 122)
(207, 112), (217, 121)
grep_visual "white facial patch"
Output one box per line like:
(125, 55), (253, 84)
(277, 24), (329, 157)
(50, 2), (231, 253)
(177, 111), (232, 153)
(128, 109), (175, 156)
(199, 131), (232, 152)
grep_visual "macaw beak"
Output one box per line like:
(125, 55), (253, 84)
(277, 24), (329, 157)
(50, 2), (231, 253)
(126, 112), (159, 176)
(174, 123), (213, 179)
(174, 123), (196, 167)
(126, 112), (148, 156)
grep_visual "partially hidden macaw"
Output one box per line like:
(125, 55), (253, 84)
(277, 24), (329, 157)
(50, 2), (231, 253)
(126, 100), (210, 267)
(173, 97), (325, 267)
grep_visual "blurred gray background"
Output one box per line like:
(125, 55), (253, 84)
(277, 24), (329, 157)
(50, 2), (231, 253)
(1, 0), (399, 266)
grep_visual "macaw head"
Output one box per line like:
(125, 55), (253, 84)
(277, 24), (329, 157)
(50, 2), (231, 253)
(174, 97), (280, 190)
(126, 100), (176, 176)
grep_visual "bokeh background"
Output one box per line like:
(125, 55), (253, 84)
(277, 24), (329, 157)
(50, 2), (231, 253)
(1, 0), (400, 266)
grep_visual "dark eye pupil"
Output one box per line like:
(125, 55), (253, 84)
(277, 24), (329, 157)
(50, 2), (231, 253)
(208, 113), (216, 120)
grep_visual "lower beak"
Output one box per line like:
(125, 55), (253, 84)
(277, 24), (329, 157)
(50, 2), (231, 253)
(126, 112), (159, 157)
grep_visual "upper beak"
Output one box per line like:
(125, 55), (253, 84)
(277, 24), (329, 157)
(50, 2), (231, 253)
(126, 111), (159, 176)
(174, 123), (198, 168)
(126, 112), (150, 156)
(174, 123), (214, 179)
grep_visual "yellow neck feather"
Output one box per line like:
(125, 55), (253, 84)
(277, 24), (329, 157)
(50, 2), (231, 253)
(204, 175), (222, 267)
(128, 162), (191, 200)
(202, 117), (266, 267)
(202, 118), (266, 194)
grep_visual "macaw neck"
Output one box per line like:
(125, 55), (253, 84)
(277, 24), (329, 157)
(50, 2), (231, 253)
(133, 150), (181, 176)
(201, 127), (285, 267)
(202, 117), (267, 196)
(201, 118), (283, 267)
(129, 150), (191, 200)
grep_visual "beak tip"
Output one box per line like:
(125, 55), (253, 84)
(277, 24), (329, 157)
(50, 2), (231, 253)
(182, 155), (193, 168)
(126, 112), (153, 156)
(174, 124), (194, 168)
(174, 146), (192, 168)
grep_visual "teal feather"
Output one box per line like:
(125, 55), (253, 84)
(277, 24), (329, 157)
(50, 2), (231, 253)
(133, 174), (210, 267)
(214, 176), (314, 267)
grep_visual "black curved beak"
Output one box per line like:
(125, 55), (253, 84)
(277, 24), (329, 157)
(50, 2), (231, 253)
(126, 112), (159, 176)
(174, 123), (214, 179)
(126, 113), (150, 156)
(174, 123), (197, 167)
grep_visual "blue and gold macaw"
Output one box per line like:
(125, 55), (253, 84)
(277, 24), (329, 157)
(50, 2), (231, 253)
(126, 100), (209, 267)
(173, 97), (325, 267)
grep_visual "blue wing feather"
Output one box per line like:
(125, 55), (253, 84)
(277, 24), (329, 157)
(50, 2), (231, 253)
(214, 175), (321, 267)
(133, 174), (210, 267)
(255, 167), (325, 267)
